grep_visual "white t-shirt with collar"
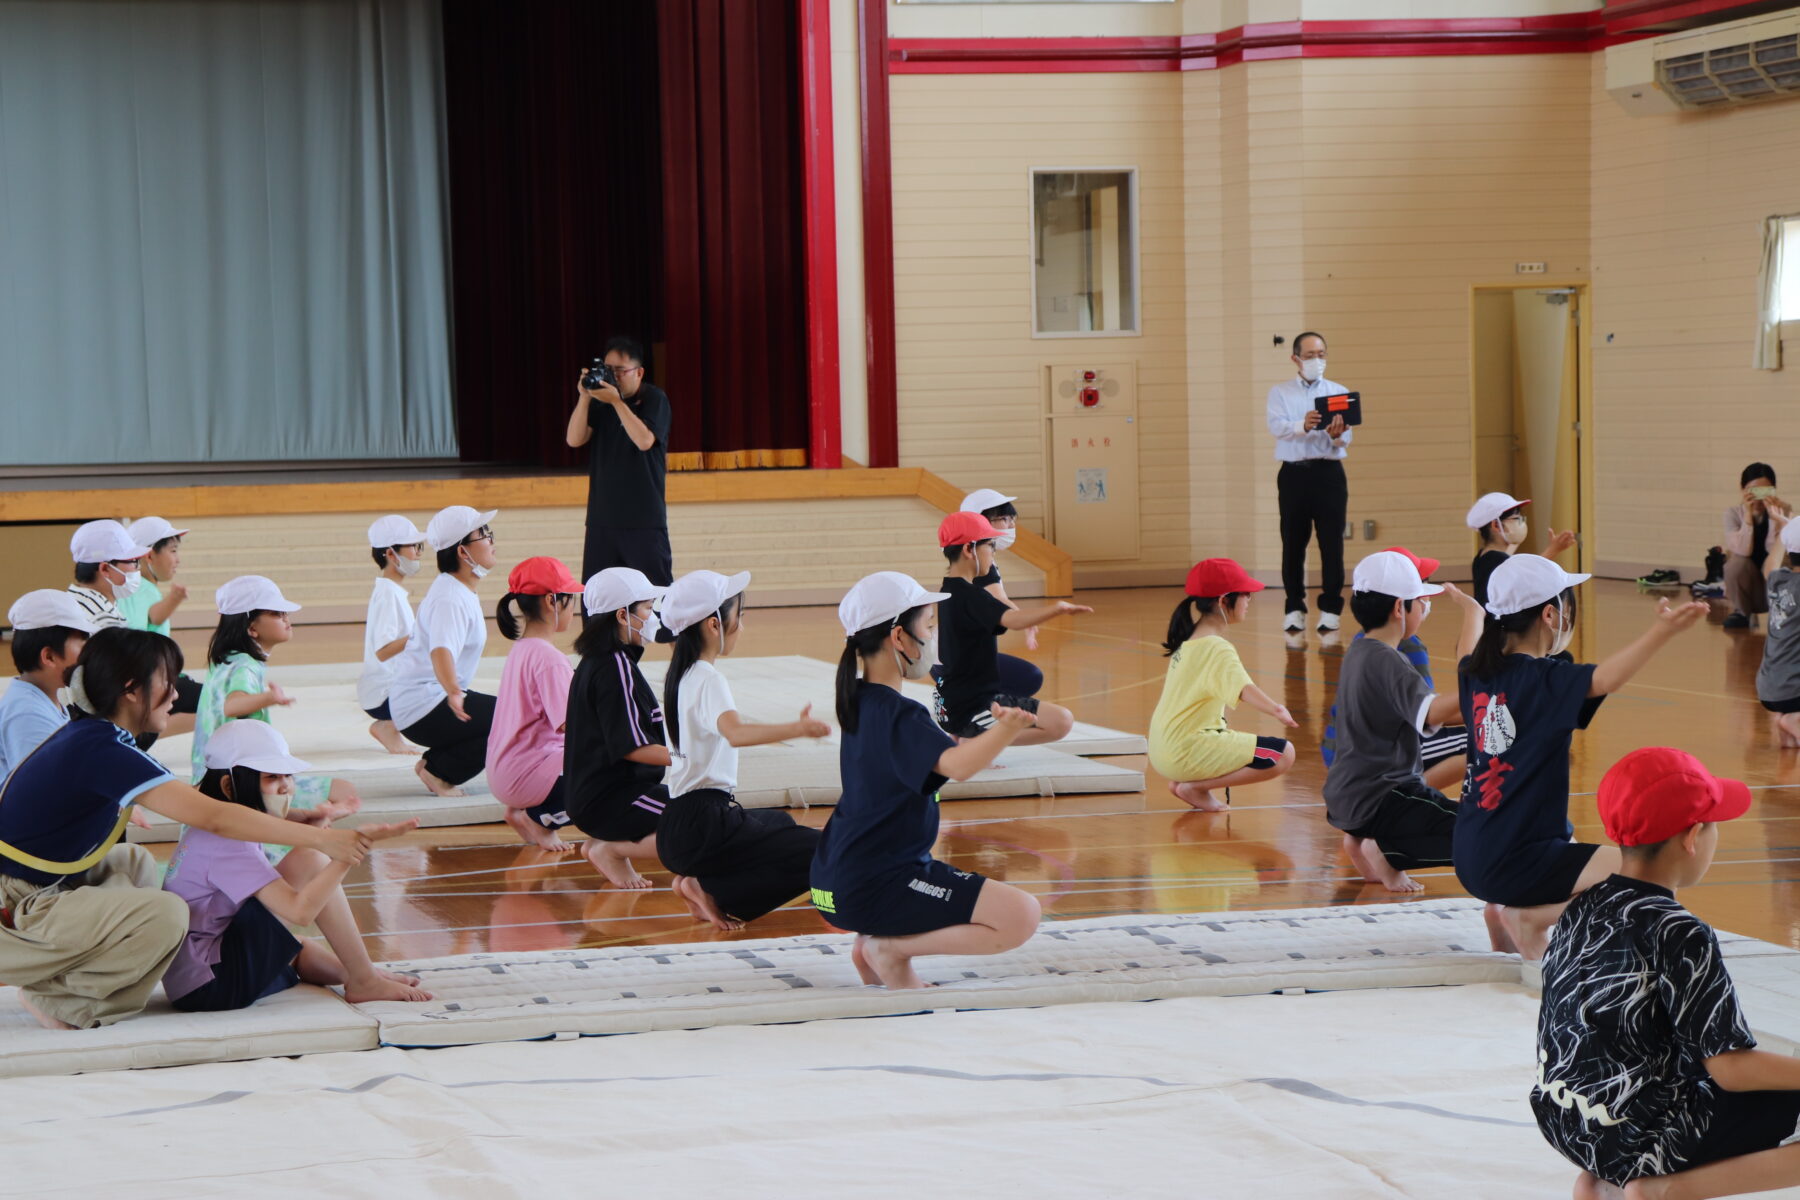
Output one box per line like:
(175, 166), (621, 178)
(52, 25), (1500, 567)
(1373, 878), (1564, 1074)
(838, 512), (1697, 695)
(387, 574), (486, 730)
(667, 660), (738, 797)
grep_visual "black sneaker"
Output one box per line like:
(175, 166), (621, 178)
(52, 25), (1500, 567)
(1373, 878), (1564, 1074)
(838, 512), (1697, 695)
(1637, 568), (1680, 586)
(1724, 612), (1750, 629)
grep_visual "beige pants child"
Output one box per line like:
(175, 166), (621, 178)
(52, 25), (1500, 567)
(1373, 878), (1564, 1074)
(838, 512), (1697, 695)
(0, 845), (188, 1029)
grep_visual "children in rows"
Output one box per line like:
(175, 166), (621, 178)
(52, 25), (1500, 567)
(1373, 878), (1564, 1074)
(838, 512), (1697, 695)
(565, 568), (671, 889)
(1324, 552), (1484, 893)
(1148, 559), (1298, 812)
(66, 519), (145, 632)
(0, 591), (98, 781)
(1319, 547), (1467, 795)
(359, 514), (424, 755)
(936, 511), (1089, 743)
(163, 721), (428, 1010)
(1467, 492), (1578, 609)
(658, 569), (829, 931)
(1456, 554), (1706, 960)
(1533, 747), (1800, 1200)
(487, 557), (583, 852)
(119, 516), (201, 737)
(194, 576), (359, 821)
(388, 505), (500, 798)
(1723, 462), (1790, 629)
(954, 488), (1045, 699)
(0, 629), (374, 1030)
(1758, 520), (1800, 747)
(812, 572), (1041, 990)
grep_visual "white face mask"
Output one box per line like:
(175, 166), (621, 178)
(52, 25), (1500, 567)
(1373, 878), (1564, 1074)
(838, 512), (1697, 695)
(462, 548), (490, 580)
(1503, 518), (1529, 548)
(113, 567), (143, 597)
(394, 555), (421, 578)
(992, 529), (1018, 553)
(260, 786), (292, 821)
(893, 624), (940, 681)
(1549, 596), (1574, 657)
(630, 609), (662, 646)
(1299, 357), (1326, 384)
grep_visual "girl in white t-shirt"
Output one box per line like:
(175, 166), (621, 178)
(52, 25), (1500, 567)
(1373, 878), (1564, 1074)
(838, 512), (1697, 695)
(656, 569), (830, 931)
(359, 515), (424, 756)
(386, 506), (500, 798)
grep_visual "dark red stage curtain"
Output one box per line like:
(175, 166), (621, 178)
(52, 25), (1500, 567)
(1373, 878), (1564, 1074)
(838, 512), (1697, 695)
(440, 0), (664, 469)
(656, 0), (810, 470)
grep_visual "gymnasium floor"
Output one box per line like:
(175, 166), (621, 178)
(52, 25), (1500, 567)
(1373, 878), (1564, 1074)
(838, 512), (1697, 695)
(151, 577), (1800, 960)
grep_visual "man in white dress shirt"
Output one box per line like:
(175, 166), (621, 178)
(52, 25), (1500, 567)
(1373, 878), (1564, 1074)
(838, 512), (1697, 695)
(1265, 331), (1352, 633)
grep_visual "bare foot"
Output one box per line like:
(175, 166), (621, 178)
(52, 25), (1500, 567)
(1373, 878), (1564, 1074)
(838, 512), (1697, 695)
(343, 975), (434, 1003)
(503, 808), (570, 853)
(1780, 713), (1800, 749)
(1621, 1179), (1665, 1200)
(863, 937), (929, 990)
(671, 875), (743, 932)
(377, 967), (423, 986)
(582, 839), (650, 889)
(369, 720), (419, 755)
(850, 934), (882, 986)
(1574, 1170), (1626, 1199)
(1343, 834), (1424, 893)
(16, 992), (75, 1031)
(1169, 780), (1227, 812)
(415, 759), (465, 799)
(1484, 903), (1521, 955)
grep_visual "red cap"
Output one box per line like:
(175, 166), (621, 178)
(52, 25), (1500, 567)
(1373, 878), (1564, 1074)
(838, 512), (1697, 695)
(1596, 748), (1751, 847)
(938, 511), (1001, 548)
(1382, 545), (1440, 582)
(1184, 558), (1266, 599)
(507, 556), (582, 596)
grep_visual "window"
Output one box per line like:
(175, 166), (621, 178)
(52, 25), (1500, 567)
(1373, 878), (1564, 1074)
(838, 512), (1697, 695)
(1031, 169), (1139, 337)
(1782, 216), (1800, 322)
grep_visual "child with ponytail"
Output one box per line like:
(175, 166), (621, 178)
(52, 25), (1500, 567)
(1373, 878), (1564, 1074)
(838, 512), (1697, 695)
(1148, 559), (1298, 811)
(656, 570), (830, 931)
(485, 557), (584, 852)
(811, 572), (1041, 989)
(1455, 554), (1706, 959)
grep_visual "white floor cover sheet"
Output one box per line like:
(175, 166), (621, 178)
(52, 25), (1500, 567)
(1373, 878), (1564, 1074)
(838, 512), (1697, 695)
(8, 984), (1736, 1200)
(130, 656), (1146, 840)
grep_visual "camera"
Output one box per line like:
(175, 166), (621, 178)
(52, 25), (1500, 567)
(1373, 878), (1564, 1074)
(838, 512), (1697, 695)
(582, 358), (618, 392)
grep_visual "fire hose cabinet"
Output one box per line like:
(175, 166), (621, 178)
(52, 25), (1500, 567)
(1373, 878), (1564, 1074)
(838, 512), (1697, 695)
(1045, 362), (1139, 562)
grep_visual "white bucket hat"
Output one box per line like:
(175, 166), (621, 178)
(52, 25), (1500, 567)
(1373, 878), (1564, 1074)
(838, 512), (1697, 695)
(215, 575), (302, 616)
(839, 572), (950, 636)
(1485, 554), (1590, 618)
(661, 570), (752, 636)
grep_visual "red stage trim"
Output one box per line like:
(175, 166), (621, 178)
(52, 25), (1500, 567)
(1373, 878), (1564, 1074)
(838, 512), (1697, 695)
(799, 0), (842, 470)
(860, 0), (899, 469)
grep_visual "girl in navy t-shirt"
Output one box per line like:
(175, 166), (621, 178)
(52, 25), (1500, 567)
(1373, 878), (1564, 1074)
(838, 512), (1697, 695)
(811, 572), (1042, 990)
(1455, 555), (1705, 960)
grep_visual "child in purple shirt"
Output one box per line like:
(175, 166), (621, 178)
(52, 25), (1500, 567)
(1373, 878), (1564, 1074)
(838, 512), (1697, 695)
(162, 721), (431, 1010)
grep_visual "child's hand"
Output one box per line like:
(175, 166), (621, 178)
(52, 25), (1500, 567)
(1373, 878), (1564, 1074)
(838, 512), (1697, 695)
(795, 704), (831, 739)
(1271, 704), (1299, 729)
(320, 828), (370, 866)
(1053, 602), (1093, 618)
(129, 807), (152, 829)
(1546, 528), (1578, 557)
(990, 703), (1036, 734)
(265, 683), (293, 708)
(1024, 626), (1040, 651)
(167, 583), (189, 605)
(448, 690), (471, 722)
(1438, 581), (1480, 608)
(360, 819), (420, 843)
(1654, 599), (1709, 635)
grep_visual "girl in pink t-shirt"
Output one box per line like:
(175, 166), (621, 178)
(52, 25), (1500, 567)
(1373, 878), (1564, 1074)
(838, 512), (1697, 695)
(487, 557), (583, 851)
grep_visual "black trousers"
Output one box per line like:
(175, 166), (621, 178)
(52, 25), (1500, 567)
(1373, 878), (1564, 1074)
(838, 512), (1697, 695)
(582, 524), (673, 588)
(400, 690), (497, 786)
(1277, 459), (1348, 616)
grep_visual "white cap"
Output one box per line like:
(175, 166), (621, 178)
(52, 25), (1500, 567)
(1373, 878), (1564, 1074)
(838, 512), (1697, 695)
(203, 719), (311, 774)
(1484, 554), (1590, 617)
(661, 569), (752, 636)
(960, 488), (1017, 515)
(70, 520), (149, 564)
(1466, 492), (1530, 530)
(8, 589), (101, 634)
(368, 514), (425, 548)
(1352, 551), (1445, 601)
(839, 572), (951, 636)
(426, 505), (498, 552)
(1782, 519), (1800, 556)
(126, 516), (189, 547)
(584, 567), (668, 617)
(215, 575), (302, 615)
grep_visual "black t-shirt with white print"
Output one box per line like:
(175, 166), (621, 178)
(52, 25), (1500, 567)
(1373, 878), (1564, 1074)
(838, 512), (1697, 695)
(1533, 874), (1757, 1185)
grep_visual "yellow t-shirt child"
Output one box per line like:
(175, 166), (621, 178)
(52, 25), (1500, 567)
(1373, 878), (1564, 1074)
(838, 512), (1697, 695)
(1148, 636), (1256, 782)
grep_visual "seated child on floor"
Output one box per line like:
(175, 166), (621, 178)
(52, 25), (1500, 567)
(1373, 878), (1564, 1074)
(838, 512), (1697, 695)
(811, 572), (1041, 990)
(162, 721), (428, 1010)
(1323, 551), (1483, 893)
(1148, 558), (1297, 812)
(486, 557), (584, 852)
(0, 591), (97, 782)
(949, 487), (1044, 697)
(1532, 747), (1800, 1200)
(359, 514), (424, 755)
(1756, 519), (1800, 748)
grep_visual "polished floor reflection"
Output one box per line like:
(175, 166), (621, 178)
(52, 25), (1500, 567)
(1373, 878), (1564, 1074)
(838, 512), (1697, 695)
(150, 580), (1800, 959)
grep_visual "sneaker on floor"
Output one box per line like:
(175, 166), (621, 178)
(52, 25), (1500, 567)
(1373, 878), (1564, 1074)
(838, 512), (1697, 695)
(1724, 612), (1750, 630)
(1691, 581), (1725, 599)
(1317, 612), (1340, 633)
(1283, 610), (1306, 633)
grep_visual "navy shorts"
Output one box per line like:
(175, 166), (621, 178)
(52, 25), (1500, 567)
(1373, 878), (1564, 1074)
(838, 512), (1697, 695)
(169, 897), (301, 1012)
(364, 700), (393, 721)
(515, 777), (573, 831)
(1344, 782), (1456, 871)
(1457, 838), (1600, 909)
(568, 783), (667, 843)
(1419, 728), (1465, 771)
(1679, 1087), (1800, 1173)
(1761, 696), (1800, 715)
(812, 859), (987, 937)
(1245, 735), (1289, 770)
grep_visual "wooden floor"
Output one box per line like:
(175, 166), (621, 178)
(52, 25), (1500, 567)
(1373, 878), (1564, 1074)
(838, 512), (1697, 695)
(147, 580), (1800, 960)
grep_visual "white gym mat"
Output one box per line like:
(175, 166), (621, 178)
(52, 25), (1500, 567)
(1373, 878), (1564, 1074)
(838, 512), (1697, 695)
(0, 982), (375, 1079)
(130, 655), (1146, 841)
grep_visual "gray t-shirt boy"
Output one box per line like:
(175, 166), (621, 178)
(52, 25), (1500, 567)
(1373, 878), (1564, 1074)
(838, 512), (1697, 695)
(1758, 567), (1800, 704)
(1322, 635), (1438, 831)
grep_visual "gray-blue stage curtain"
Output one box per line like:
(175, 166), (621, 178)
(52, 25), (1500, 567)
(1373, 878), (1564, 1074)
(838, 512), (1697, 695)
(0, 0), (457, 464)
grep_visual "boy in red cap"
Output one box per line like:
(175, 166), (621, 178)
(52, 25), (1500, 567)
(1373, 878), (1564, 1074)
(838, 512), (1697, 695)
(1148, 559), (1298, 811)
(935, 511), (1091, 745)
(1533, 748), (1799, 1200)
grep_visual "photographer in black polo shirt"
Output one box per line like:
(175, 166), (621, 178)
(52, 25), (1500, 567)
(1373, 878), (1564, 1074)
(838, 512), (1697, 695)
(566, 336), (674, 586)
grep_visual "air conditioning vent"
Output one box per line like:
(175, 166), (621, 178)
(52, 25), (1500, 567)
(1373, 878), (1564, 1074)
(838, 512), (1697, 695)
(1659, 32), (1800, 107)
